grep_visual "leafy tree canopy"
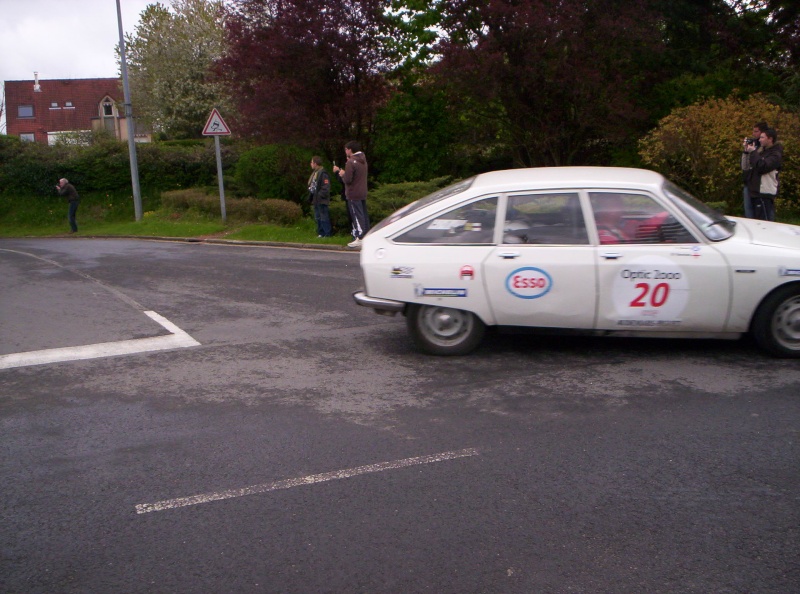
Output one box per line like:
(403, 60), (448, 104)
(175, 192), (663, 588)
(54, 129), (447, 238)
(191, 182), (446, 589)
(218, 0), (393, 158)
(123, 0), (232, 139)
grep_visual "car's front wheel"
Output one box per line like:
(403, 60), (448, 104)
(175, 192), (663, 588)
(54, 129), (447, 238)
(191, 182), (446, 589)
(406, 304), (485, 356)
(752, 284), (800, 358)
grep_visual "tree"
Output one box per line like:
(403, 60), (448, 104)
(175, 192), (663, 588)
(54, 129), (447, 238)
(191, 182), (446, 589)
(382, 0), (446, 72)
(217, 0), (391, 157)
(432, 0), (664, 167)
(123, 0), (232, 139)
(372, 81), (459, 182)
(639, 94), (800, 213)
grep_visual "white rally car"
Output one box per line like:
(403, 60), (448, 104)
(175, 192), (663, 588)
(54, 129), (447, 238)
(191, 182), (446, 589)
(353, 167), (800, 357)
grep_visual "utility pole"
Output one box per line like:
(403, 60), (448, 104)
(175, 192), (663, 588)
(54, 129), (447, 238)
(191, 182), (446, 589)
(116, 0), (143, 221)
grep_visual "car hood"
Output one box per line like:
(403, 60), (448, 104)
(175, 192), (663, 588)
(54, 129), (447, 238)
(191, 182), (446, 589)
(733, 217), (800, 250)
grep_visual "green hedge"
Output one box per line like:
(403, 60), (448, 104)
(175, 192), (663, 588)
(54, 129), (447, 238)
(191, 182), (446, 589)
(161, 188), (302, 225)
(0, 135), (240, 196)
(325, 176), (455, 236)
(234, 144), (314, 203)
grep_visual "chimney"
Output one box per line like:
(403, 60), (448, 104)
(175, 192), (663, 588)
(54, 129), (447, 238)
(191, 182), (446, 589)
(34, 72), (41, 92)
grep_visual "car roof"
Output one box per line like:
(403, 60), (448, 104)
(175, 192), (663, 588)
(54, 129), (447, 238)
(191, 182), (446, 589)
(470, 167), (666, 192)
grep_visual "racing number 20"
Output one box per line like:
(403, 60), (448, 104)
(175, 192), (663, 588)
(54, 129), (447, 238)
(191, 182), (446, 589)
(630, 282), (670, 308)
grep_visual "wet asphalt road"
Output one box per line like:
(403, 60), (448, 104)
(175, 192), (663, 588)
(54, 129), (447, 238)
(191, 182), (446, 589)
(1, 237), (798, 593)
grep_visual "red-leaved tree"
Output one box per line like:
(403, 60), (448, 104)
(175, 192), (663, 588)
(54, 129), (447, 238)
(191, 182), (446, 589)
(217, 0), (391, 157)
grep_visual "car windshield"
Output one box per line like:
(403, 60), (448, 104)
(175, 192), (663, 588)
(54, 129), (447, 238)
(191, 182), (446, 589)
(368, 177), (476, 235)
(662, 181), (735, 241)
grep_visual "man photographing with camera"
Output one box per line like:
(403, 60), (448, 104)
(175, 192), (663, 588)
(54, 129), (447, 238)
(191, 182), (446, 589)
(55, 178), (80, 233)
(744, 127), (783, 222)
(741, 121), (768, 218)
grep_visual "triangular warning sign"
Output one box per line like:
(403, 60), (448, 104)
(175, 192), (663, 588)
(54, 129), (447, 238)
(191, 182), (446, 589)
(202, 108), (231, 135)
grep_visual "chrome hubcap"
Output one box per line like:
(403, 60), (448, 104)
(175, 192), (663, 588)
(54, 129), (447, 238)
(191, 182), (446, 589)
(421, 307), (470, 343)
(773, 296), (800, 350)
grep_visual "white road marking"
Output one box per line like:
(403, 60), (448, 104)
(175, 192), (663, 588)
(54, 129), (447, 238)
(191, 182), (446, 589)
(0, 311), (200, 370)
(136, 448), (480, 514)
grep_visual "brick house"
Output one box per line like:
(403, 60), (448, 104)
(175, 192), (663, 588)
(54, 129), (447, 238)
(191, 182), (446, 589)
(4, 74), (150, 144)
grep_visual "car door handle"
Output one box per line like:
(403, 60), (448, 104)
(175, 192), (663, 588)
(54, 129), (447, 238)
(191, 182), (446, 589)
(601, 252), (623, 260)
(498, 252), (520, 259)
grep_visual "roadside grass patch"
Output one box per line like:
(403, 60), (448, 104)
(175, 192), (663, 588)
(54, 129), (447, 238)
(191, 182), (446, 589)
(226, 219), (350, 245)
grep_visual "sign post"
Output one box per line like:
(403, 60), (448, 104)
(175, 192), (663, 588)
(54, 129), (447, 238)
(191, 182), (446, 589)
(202, 108), (232, 221)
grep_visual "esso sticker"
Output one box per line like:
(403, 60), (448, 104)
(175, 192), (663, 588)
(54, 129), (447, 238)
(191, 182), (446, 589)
(506, 267), (553, 299)
(612, 256), (689, 320)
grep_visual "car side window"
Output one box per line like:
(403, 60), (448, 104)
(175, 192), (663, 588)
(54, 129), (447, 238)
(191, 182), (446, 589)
(589, 192), (697, 244)
(503, 193), (588, 245)
(394, 197), (498, 244)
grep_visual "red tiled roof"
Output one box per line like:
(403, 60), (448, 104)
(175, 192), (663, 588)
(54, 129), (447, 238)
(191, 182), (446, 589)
(4, 77), (123, 142)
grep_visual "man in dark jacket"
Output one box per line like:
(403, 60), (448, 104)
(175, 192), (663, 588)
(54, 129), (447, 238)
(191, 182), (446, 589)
(746, 128), (783, 221)
(333, 140), (369, 248)
(308, 156), (332, 237)
(740, 121), (768, 218)
(56, 178), (80, 233)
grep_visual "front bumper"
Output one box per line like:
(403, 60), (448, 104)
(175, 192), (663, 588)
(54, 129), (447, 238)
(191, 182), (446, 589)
(353, 291), (406, 316)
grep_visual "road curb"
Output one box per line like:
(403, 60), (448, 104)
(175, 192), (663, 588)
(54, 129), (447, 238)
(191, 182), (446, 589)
(23, 234), (359, 252)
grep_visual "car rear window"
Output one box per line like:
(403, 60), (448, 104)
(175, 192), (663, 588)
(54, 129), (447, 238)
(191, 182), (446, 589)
(368, 177), (476, 235)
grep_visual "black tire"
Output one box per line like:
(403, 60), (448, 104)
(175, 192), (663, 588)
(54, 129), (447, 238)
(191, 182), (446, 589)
(406, 304), (486, 356)
(751, 284), (800, 358)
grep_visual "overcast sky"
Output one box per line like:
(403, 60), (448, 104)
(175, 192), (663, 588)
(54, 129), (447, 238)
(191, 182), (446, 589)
(1, 0), (155, 132)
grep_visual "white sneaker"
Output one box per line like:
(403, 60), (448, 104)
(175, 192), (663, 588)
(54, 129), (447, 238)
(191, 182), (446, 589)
(347, 238), (362, 248)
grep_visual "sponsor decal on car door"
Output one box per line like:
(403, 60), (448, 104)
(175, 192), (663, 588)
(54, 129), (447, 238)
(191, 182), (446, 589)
(483, 192), (597, 328)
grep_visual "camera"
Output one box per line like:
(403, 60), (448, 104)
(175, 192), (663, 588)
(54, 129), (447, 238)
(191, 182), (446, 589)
(745, 138), (756, 145)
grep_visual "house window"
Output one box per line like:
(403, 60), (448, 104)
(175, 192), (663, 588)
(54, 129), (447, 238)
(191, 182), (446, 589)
(51, 102), (59, 108)
(20, 133), (35, 142)
(65, 101), (74, 108)
(18, 105), (34, 118)
(103, 100), (114, 116)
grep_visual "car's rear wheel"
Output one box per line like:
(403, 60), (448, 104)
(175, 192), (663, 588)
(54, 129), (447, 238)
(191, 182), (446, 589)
(406, 304), (485, 356)
(752, 284), (800, 358)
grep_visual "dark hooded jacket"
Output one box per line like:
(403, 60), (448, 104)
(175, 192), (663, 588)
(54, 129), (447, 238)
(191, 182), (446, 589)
(341, 151), (368, 201)
(308, 167), (331, 206)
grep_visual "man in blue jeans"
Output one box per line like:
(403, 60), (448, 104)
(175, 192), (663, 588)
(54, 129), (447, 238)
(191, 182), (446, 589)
(56, 178), (80, 233)
(308, 157), (332, 237)
(741, 121), (767, 218)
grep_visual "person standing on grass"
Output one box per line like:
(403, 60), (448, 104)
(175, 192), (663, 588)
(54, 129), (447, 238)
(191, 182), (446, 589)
(308, 156), (332, 237)
(333, 140), (369, 249)
(745, 128), (783, 222)
(56, 178), (79, 233)
(741, 121), (768, 218)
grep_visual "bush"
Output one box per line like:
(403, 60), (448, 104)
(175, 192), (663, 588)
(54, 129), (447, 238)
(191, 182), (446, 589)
(234, 144), (314, 204)
(160, 188), (301, 225)
(367, 177), (455, 224)
(639, 94), (800, 215)
(315, 177), (455, 236)
(0, 135), (242, 196)
(0, 136), (72, 196)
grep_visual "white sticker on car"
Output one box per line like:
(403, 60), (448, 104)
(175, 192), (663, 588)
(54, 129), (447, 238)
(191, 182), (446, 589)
(613, 256), (689, 324)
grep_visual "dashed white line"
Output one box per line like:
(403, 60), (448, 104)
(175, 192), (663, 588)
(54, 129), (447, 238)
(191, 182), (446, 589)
(136, 448), (480, 514)
(0, 310), (200, 370)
